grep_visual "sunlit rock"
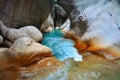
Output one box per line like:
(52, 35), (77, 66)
(19, 26), (43, 42)
(60, 18), (70, 31)
(80, 0), (120, 47)
(58, 0), (120, 58)
(0, 37), (52, 70)
(0, 21), (43, 47)
(79, 0), (120, 58)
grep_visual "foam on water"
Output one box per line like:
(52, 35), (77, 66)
(42, 29), (82, 61)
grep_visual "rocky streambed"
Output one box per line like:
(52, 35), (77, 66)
(0, 0), (120, 80)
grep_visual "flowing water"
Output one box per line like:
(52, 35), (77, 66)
(42, 29), (82, 61)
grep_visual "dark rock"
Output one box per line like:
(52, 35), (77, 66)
(0, 35), (3, 44)
(57, 0), (75, 16)
(0, 0), (54, 29)
(40, 14), (54, 32)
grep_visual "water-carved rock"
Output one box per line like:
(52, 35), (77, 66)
(0, 0), (54, 29)
(0, 37), (52, 70)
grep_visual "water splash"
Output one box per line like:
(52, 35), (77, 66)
(42, 29), (82, 61)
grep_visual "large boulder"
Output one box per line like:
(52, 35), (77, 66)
(57, 0), (120, 58)
(0, 21), (43, 47)
(0, 0), (54, 29)
(0, 37), (52, 70)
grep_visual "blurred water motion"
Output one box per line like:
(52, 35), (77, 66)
(42, 29), (82, 61)
(0, 54), (120, 80)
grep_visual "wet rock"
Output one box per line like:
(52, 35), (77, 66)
(0, 0), (120, 80)
(1, 53), (120, 80)
(56, 18), (70, 31)
(57, 0), (98, 37)
(78, 0), (120, 58)
(40, 14), (54, 32)
(0, 37), (52, 70)
(58, 0), (120, 59)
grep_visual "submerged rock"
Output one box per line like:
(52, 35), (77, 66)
(0, 53), (120, 80)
